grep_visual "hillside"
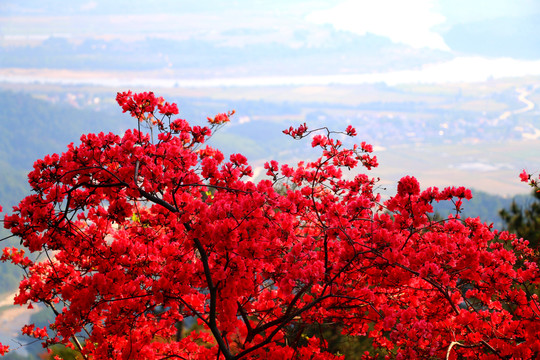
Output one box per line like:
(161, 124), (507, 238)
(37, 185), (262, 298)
(0, 87), (536, 212)
(0, 90), (125, 207)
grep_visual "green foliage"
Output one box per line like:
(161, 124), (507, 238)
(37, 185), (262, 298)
(289, 324), (375, 358)
(499, 190), (540, 248)
(43, 344), (81, 360)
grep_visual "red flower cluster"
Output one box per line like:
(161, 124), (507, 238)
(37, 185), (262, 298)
(208, 110), (235, 125)
(397, 175), (420, 196)
(1, 92), (539, 359)
(21, 324), (48, 339)
(116, 91), (179, 118)
(116, 90), (160, 119)
(283, 122), (308, 138)
(521, 169), (539, 191)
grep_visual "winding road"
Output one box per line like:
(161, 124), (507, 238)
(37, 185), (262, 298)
(499, 87), (536, 121)
(496, 86), (540, 140)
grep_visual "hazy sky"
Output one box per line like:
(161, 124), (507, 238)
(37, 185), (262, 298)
(3, 0), (539, 52)
(2, 0), (540, 83)
(306, 0), (540, 50)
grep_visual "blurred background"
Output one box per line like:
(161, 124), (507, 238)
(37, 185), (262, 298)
(1, 1), (540, 357)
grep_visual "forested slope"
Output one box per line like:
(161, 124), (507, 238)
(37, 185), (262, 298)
(0, 90), (122, 208)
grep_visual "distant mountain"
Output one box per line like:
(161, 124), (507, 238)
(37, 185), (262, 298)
(1, 0), (452, 77)
(0, 32), (449, 76)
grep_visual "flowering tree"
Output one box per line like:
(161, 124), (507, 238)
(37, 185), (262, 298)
(1, 91), (539, 359)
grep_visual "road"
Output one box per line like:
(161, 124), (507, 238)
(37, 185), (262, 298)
(498, 87), (536, 121)
(495, 86), (540, 140)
